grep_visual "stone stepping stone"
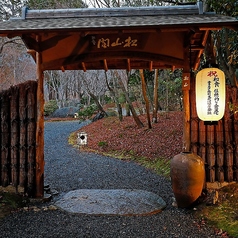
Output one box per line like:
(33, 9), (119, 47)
(55, 189), (166, 215)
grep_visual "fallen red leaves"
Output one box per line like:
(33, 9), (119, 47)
(79, 111), (183, 160)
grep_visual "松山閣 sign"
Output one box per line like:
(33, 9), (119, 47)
(196, 68), (226, 122)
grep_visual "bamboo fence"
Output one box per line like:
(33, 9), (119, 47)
(191, 84), (238, 183)
(0, 81), (37, 196)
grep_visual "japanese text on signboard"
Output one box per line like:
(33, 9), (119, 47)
(207, 70), (220, 116)
(182, 73), (190, 90)
(91, 36), (138, 49)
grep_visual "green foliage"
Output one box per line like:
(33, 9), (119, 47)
(129, 72), (140, 85)
(157, 70), (182, 111)
(204, 0), (238, 77)
(106, 110), (117, 117)
(98, 141), (108, 147)
(44, 100), (58, 116)
(128, 69), (183, 111)
(0, 191), (29, 219)
(78, 104), (97, 119)
(143, 70), (154, 83)
(118, 93), (126, 104)
(206, 0), (238, 17)
(103, 95), (112, 104)
(195, 183), (238, 238)
(135, 157), (171, 178)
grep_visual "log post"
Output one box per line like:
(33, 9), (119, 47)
(182, 72), (191, 152)
(19, 83), (27, 188)
(35, 36), (45, 197)
(182, 44), (192, 152)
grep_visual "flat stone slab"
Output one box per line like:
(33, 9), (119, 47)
(55, 189), (166, 215)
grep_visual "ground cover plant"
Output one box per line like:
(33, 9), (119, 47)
(0, 191), (28, 219)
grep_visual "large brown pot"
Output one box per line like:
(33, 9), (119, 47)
(170, 152), (205, 208)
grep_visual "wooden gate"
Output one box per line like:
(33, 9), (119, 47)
(0, 81), (37, 196)
(190, 81), (238, 184)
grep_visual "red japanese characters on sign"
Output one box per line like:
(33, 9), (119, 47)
(207, 71), (218, 77)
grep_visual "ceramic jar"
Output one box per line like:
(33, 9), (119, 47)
(170, 152), (205, 208)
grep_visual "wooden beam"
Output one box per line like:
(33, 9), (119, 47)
(103, 59), (108, 71)
(27, 49), (36, 59)
(183, 30), (196, 49)
(193, 30), (209, 70)
(149, 61), (153, 71)
(42, 51), (184, 70)
(201, 30), (210, 46)
(35, 35), (45, 198)
(82, 62), (87, 72)
(81, 30), (119, 36)
(122, 29), (157, 33)
(191, 45), (204, 50)
(127, 59), (131, 72)
(160, 27), (194, 32)
(199, 27), (222, 31)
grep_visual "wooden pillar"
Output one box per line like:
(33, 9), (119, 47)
(35, 36), (45, 197)
(182, 72), (191, 152)
(182, 44), (192, 152)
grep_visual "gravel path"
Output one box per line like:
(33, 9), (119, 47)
(0, 121), (218, 237)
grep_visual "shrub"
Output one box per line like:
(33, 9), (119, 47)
(44, 100), (58, 116)
(78, 104), (97, 120)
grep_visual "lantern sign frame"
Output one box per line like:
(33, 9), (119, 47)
(195, 68), (226, 123)
(77, 132), (88, 145)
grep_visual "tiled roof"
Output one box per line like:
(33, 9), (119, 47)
(0, 3), (237, 71)
(0, 15), (237, 32)
(0, 3), (237, 34)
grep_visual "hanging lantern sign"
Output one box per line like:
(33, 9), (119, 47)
(196, 68), (226, 123)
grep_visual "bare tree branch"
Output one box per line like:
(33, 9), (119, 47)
(0, 38), (24, 54)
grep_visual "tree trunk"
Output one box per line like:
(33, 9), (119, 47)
(152, 69), (159, 123)
(105, 71), (123, 121)
(125, 103), (130, 116)
(120, 74), (144, 128)
(88, 92), (107, 116)
(139, 69), (152, 129)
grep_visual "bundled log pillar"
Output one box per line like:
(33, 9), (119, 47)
(19, 84), (27, 189)
(206, 125), (215, 182)
(224, 87), (234, 182)
(35, 36), (45, 198)
(27, 84), (37, 196)
(0, 91), (10, 186)
(10, 86), (19, 188)
(215, 120), (225, 182)
(233, 89), (238, 181)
